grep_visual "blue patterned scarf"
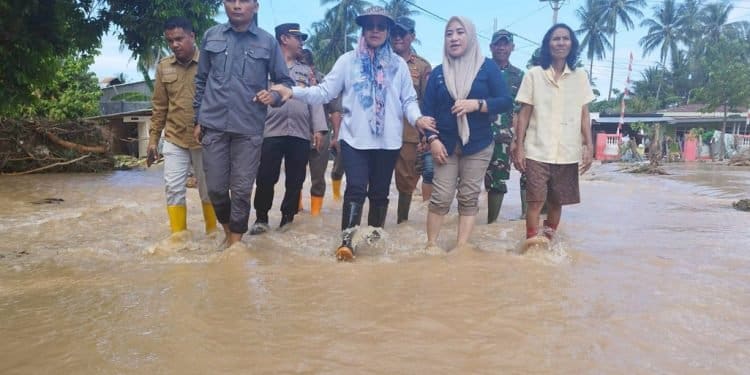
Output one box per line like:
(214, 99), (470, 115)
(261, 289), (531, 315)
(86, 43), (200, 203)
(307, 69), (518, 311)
(353, 36), (395, 137)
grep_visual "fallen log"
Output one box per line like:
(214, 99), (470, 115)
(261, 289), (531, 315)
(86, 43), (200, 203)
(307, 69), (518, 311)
(2, 154), (92, 175)
(36, 128), (107, 154)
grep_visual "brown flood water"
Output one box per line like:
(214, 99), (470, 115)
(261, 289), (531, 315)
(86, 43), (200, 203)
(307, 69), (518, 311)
(1, 162), (749, 374)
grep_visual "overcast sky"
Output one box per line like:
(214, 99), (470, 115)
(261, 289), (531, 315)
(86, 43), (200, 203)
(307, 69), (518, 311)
(91, 0), (750, 97)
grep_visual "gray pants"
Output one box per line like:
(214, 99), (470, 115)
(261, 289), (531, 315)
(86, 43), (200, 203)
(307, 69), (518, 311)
(308, 133), (330, 197)
(429, 144), (493, 216)
(201, 128), (262, 234)
(162, 140), (209, 205)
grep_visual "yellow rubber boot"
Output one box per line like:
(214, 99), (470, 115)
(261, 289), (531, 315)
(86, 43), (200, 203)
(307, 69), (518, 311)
(298, 191), (304, 212)
(167, 205), (187, 233)
(332, 179), (342, 202)
(310, 195), (323, 217)
(202, 202), (218, 234)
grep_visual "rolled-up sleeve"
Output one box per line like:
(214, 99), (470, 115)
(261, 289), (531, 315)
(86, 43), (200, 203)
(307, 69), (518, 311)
(515, 72), (534, 105)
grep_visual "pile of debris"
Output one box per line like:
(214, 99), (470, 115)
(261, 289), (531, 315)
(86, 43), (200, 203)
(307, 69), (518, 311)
(728, 149), (750, 166)
(733, 199), (750, 212)
(0, 119), (113, 175)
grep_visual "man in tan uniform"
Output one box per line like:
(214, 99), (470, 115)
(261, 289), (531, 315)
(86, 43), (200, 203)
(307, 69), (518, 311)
(391, 16), (432, 224)
(149, 16), (216, 235)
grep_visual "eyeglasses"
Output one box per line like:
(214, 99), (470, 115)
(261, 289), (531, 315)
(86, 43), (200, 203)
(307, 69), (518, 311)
(390, 29), (409, 38)
(363, 23), (388, 32)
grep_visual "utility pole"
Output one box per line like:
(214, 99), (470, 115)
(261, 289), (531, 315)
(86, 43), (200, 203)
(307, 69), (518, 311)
(539, 0), (565, 24)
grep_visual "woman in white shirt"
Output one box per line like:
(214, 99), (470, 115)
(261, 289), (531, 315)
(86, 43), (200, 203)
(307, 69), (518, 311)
(269, 6), (435, 261)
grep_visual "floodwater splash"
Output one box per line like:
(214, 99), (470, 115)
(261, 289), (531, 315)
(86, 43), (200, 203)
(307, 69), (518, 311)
(1, 163), (750, 373)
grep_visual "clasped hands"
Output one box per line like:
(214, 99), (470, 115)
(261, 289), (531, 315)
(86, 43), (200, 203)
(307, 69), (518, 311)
(254, 84), (294, 105)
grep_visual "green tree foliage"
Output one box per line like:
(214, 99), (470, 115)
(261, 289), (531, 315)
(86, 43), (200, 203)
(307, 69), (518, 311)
(381, 0), (419, 19)
(576, 0), (611, 83)
(308, 0), (371, 73)
(600, 0), (646, 101)
(694, 37), (750, 159)
(100, 0), (223, 84)
(0, 0), (222, 117)
(0, 0), (105, 114)
(639, 0), (683, 65)
(13, 54), (101, 121)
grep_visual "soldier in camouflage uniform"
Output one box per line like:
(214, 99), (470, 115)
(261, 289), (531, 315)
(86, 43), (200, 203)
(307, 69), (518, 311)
(485, 29), (524, 223)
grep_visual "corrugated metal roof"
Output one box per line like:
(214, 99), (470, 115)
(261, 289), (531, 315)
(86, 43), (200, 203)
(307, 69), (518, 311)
(86, 108), (152, 121)
(594, 116), (675, 124)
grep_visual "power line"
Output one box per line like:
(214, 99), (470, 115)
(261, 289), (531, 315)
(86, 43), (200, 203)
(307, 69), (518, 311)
(402, 0), (540, 45)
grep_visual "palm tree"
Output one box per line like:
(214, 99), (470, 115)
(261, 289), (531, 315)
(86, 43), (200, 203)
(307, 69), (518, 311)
(639, 0), (683, 65)
(381, 0), (419, 18)
(676, 0), (703, 48)
(306, 18), (360, 73)
(320, 0), (371, 53)
(600, 0), (646, 100)
(135, 43), (169, 90)
(699, 0), (734, 42)
(575, 0), (611, 83)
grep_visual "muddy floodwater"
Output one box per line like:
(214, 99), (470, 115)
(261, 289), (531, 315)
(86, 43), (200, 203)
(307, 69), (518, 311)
(1, 162), (749, 374)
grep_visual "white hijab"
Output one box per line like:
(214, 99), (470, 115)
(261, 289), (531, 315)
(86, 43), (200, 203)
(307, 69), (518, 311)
(442, 16), (485, 145)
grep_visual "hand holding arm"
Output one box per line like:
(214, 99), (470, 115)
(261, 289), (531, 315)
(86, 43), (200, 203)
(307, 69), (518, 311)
(416, 116), (437, 134)
(269, 84), (293, 101)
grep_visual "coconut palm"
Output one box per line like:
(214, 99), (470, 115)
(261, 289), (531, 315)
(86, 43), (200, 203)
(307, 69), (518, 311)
(600, 0), (646, 100)
(576, 0), (611, 83)
(320, 0), (371, 53)
(699, 0), (734, 42)
(381, 0), (419, 18)
(306, 17), (360, 73)
(676, 0), (704, 47)
(135, 43), (169, 90)
(639, 0), (683, 65)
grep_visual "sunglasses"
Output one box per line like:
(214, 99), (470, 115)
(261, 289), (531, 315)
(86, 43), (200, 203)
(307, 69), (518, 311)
(363, 23), (388, 32)
(390, 29), (410, 38)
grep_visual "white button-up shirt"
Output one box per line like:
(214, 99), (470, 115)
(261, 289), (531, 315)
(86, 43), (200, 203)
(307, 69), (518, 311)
(292, 50), (422, 150)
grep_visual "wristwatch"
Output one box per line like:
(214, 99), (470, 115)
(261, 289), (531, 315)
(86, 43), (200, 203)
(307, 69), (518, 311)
(477, 99), (485, 112)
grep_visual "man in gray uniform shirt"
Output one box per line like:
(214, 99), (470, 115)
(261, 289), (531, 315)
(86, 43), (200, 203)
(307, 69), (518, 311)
(249, 23), (327, 235)
(193, 0), (294, 247)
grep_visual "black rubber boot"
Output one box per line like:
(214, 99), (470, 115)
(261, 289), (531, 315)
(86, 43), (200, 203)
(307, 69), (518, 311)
(487, 191), (504, 224)
(396, 192), (412, 224)
(340, 201), (363, 231)
(367, 203), (388, 228)
(278, 213), (294, 232)
(337, 201), (363, 261)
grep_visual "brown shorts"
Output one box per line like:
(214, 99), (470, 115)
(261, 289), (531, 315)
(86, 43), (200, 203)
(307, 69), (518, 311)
(525, 159), (580, 205)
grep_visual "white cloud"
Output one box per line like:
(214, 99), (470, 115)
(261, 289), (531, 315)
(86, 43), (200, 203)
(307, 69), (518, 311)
(92, 32), (140, 82)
